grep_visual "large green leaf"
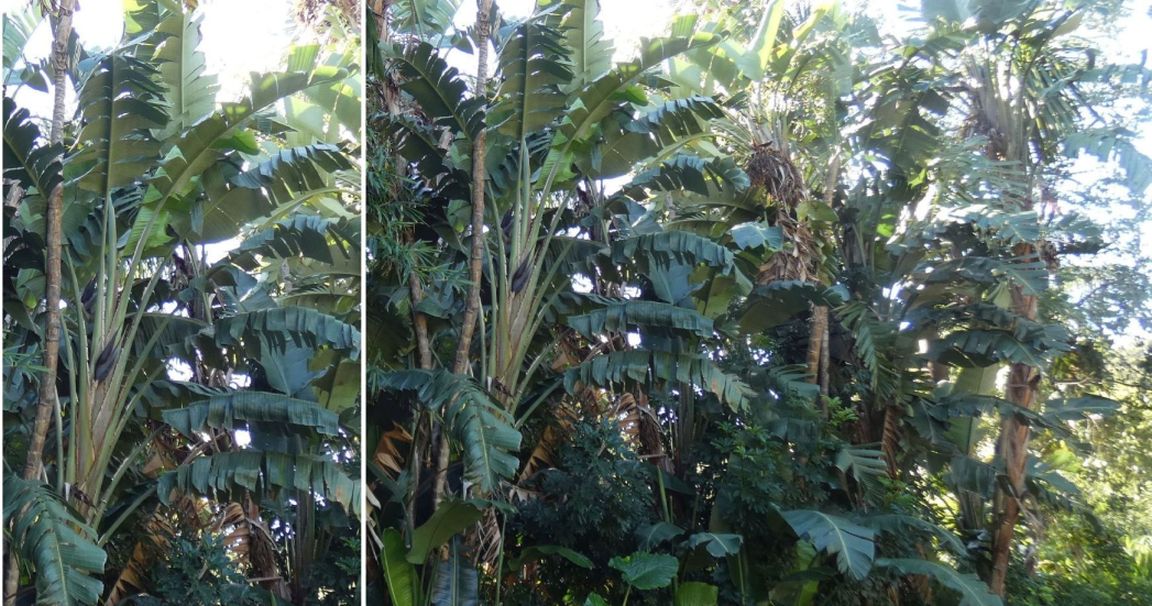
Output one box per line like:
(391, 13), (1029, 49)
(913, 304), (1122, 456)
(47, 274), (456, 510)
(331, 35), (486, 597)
(146, 67), (347, 211)
(430, 549), (479, 606)
(157, 451), (359, 515)
(560, 32), (721, 147)
(636, 521), (686, 549)
(926, 326), (1067, 368)
(388, 41), (484, 139)
(378, 110), (450, 178)
(287, 44), (362, 141)
(781, 510), (875, 580)
(3, 5), (43, 77)
(3, 475), (106, 606)
(863, 514), (967, 556)
(686, 532), (743, 558)
(563, 350), (754, 411)
(613, 230), (735, 270)
(71, 54), (167, 195)
(676, 582), (719, 606)
(947, 455), (997, 498)
(609, 552), (679, 590)
(162, 392), (341, 439)
(834, 447), (888, 483)
(1043, 395), (1119, 422)
(489, 20), (572, 141)
(566, 298), (715, 338)
(538, 0), (613, 90)
(920, 256), (1049, 295)
(508, 545), (594, 570)
(231, 215), (357, 268)
(739, 282), (847, 331)
(388, 0), (463, 40)
(730, 222), (784, 251)
(588, 99), (727, 179)
(2, 97), (62, 196)
(624, 153), (745, 195)
(136, 379), (231, 413)
(377, 370), (521, 493)
(381, 528), (418, 606)
(1064, 127), (1152, 194)
(213, 306), (361, 359)
(407, 499), (485, 564)
(147, 1), (219, 139)
(876, 558), (1003, 606)
(191, 143), (352, 242)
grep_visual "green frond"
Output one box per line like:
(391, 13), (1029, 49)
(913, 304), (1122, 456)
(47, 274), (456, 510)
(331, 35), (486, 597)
(560, 33), (721, 147)
(3, 475), (106, 606)
(148, 2), (220, 139)
(781, 510), (875, 581)
(3, 97), (63, 196)
(162, 391), (342, 439)
(563, 350), (754, 411)
(146, 67), (348, 212)
(71, 55), (167, 195)
(158, 451), (360, 515)
(231, 215), (358, 268)
(489, 20), (572, 140)
(612, 230), (735, 270)
(876, 558), (1003, 606)
(377, 370), (521, 494)
(537, 0), (613, 90)
(388, 41), (485, 139)
(213, 307), (361, 359)
(566, 299), (715, 338)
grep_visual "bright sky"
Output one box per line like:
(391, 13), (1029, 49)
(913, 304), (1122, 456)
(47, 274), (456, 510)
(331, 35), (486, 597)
(3, 0), (293, 108)
(3, 0), (298, 259)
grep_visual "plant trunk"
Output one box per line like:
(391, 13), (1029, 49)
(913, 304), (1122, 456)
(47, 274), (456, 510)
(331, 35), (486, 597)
(451, 0), (494, 377)
(409, 274), (433, 370)
(407, 274), (432, 525)
(6, 3), (76, 603)
(436, 0), (495, 509)
(988, 274), (1040, 595)
(881, 405), (901, 478)
(24, 0), (75, 485)
(807, 305), (829, 415)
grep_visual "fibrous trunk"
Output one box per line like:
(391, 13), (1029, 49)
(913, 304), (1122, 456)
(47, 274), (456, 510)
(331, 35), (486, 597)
(6, 3), (77, 602)
(989, 272), (1040, 594)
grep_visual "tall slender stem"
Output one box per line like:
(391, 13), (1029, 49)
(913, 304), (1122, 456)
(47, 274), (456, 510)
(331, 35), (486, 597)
(436, 0), (496, 510)
(7, 3), (78, 604)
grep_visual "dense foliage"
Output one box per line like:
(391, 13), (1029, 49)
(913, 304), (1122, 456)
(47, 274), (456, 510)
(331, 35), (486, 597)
(2, 1), (362, 603)
(367, 0), (1152, 604)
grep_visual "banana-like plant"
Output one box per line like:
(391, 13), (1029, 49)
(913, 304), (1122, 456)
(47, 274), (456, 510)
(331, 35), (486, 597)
(3, 1), (361, 602)
(373, 0), (745, 491)
(368, 0), (774, 601)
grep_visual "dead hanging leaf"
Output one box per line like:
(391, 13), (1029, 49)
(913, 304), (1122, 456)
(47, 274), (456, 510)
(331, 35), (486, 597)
(516, 402), (580, 486)
(614, 392), (642, 444)
(518, 425), (559, 485)
(633, 392), (673, 474)
(472, 507), (503, 567)
(105, 513), (175, 605)
(375, 423), (413, 478)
